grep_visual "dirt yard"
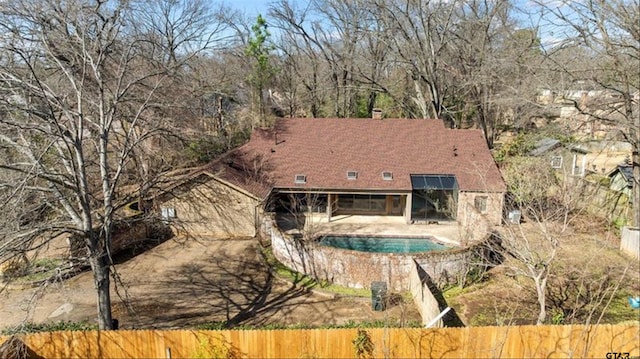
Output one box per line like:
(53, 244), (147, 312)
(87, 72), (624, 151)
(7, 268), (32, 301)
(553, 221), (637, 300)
(446, 217), (640, 326)
(0, 236), (420, 331)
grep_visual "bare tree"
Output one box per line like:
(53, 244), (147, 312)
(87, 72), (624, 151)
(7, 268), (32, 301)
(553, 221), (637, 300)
(533, 0), (640, 226)
(270, 0), (365, 118)
(497, 157), (578, 324)
(368, 0), (458, 119)
(0, 0), (230, 329)
(546, 259), (630, 325)
(446, 0), (525, 145)
(270, 1), (324, 118)
(272, 192), (326, 241)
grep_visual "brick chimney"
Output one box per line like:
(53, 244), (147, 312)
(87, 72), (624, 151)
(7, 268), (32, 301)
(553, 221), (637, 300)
(372, 108), (383, 120)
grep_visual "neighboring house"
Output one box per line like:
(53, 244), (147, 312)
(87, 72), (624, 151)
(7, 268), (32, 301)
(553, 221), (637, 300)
(608, 165), (634, 201)
(529, 137), (589, 177)
(158, 118), (507, 238)
(533, 88), (624, 140)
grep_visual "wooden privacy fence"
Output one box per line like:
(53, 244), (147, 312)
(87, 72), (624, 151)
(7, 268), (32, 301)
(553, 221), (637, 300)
(0, 324), (638, 358)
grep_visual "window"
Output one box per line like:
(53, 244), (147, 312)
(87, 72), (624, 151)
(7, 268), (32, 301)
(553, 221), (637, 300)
(294, 174), (306, 184)
(161, 207), (176, 220)
(382, 171), (393, 180)
(347, 171), (358, 180)
(274, 193), (327, 213)
(410, 174), (458, 190)
(336, 194), (386, 213)
(474, 196), (488, 213)
(571, 153), (586, 176)
(550, 156), (563, 169)
(410, 174), (458, 221)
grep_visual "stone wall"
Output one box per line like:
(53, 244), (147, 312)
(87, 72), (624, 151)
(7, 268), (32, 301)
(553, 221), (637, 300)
(457, 191), (503, 243)
(263, 216), (492, 292)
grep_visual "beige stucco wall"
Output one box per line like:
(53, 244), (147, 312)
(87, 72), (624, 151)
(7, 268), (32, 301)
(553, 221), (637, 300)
(162, 177), (259, 237)
(457, 192), (503, 242)
(409, 260), (444, 327)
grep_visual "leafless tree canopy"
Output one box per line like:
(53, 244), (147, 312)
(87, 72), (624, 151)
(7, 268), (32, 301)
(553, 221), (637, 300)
(0, 0), (234, 330)
(0, 0), (637, 330)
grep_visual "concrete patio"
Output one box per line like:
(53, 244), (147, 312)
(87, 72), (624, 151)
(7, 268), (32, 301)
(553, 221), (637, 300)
(274, 213), (463, 246)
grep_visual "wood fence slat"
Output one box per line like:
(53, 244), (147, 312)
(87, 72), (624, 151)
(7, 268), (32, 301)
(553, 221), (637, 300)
(3, 324), (637, 358)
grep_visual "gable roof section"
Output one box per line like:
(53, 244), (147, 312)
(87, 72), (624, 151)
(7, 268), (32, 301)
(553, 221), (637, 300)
(231, 118), (505, 194)
(203, 151), (273, 199)
(529, 137), (561, 156)
(529, 137), (590, 157)
(608, 165), (634, 188)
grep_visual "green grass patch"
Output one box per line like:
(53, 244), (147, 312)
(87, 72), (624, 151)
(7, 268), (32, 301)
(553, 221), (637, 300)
(443, 279), (491, 301)
(195, 319), (422, 331)
(260, 246), (371, 297)
(601, 291), (640, 324)
(469, 312), (494, 326)
(2, 320), (97, 335)
(6, 258), (64, 284)
(443, 285), (465, 299)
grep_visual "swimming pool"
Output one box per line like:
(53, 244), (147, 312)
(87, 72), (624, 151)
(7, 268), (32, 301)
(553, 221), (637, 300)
(319, 235), (450, 253)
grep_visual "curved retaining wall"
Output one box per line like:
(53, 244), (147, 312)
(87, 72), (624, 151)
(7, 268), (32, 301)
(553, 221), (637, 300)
(262, 217), (487, 291)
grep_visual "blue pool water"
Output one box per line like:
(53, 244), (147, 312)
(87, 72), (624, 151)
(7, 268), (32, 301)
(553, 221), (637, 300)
(319, 235), (450, 253)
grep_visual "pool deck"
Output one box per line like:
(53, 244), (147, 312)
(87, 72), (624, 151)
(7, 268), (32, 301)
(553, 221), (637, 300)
(275, 214), (463, 246)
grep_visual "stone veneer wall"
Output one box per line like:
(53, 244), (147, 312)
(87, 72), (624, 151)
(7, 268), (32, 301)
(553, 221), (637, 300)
(457, 191), (503, 243)
(262, 216), (491, 292)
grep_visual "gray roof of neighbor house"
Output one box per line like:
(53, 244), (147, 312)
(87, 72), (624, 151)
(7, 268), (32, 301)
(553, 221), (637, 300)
(529, 137), (590, 157)
(216, 118), (506, 197)
(609, 165), (634, 188)
(528, 137), (561, 156)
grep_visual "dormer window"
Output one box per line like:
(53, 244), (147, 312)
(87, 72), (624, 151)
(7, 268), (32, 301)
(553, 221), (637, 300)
(294, 174), (306, 184)
(347, 171), (358, 180)
(382, 171), (393, 180)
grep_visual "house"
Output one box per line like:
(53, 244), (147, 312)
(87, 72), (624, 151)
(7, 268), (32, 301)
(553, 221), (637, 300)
(155, 158), (270, 237)
(528, 137), (589, 177)
(158, 117), (506, 238)
(608, 164), (634, 201)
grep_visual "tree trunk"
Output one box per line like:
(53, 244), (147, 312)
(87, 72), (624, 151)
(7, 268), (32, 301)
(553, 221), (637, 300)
(89, 247), (113, 330)
(258, 85), (265, 127)
(534, 274), (547, 325)
(632, 147), (639, 227)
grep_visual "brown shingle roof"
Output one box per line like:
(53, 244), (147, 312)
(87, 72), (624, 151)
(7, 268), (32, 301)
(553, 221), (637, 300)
(228, 118), (505, 195)
(203, 151), (273, 199)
